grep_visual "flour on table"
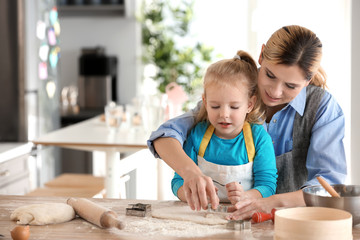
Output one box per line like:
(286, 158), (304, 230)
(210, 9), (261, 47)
(10, 203), (75, 225)
(115, 216), (231, 238)
(151, 205), (228, 225)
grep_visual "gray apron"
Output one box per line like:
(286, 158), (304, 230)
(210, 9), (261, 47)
(275, 85), (325, 193)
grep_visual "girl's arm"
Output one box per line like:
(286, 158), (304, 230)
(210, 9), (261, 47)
(226, 125), (277, 204)
(251, 125), (278, 198)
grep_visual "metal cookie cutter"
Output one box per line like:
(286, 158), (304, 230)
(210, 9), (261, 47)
(207, 203), (228, 213)
(226, 220), (252, 231)
(126, 203), (151, 217)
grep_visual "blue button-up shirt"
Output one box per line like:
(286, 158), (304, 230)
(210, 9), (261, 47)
(147, 86), (347, 188)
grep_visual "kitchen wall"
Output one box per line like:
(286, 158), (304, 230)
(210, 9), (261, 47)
(50, 0), (360, 187)
(57, 0), (142, 105)
(351, 0), (360, 185)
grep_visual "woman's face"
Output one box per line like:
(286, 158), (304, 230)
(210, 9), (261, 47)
(258, 58), (310, 108)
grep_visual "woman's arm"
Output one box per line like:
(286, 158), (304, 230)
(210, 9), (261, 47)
(305, 93), (347, 186)
(154, 137), (219, 210)
(227, 190), (305, 220)
(147, 103), (199, 158)
(148, 102), (219, 210)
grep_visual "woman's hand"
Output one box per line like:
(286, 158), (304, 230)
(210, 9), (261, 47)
(226, 190), (306, 220)
(226, 182), (246, 204)
(182, 174), (220, 211)
(153, 137), (220, 211)
(226, 197), (275, 220)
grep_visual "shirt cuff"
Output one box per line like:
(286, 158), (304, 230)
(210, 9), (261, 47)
(171, 179), (184, 197)
(147, 131), (165, 158)
(147, 130), (185, 159)
(253, 186), (276, 198)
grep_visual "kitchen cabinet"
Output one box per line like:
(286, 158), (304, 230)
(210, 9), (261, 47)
(57, 1), (127, 17)
(0, 143), (33, 195)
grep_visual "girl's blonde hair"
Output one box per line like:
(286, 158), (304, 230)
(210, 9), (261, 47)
(195, 50), (265, 124)
(262, 25), (327, 88)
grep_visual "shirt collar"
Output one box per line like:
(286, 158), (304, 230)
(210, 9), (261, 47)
(288, 86), (307, 116)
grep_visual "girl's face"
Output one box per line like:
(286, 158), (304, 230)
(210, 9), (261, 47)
(258, 57), (310, 108)
(203, 78), (256, 139)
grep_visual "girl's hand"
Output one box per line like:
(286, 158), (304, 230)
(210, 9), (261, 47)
(182, 174), (220, 211)
(226, 182), (246, 204)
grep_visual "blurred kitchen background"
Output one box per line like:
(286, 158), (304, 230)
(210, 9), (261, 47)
(1, 0), (360, 199)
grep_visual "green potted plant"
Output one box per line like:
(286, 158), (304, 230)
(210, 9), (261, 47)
(140, 0), (214, 110)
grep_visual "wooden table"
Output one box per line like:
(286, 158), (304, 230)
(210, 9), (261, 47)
(32, 116), (150, 198)
(1, 196), (360, 240)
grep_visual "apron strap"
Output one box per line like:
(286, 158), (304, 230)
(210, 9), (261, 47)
(243, 121), (255, 162)
(198, 124), (215, 157)
(198, 122), (255, 162)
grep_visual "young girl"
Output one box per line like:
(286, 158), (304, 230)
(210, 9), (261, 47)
(172, 50), (277, 203)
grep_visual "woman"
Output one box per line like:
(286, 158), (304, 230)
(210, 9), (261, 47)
(147, 25), (347, 220)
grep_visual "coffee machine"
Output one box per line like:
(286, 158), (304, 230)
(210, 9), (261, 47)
(60, 47), (118, 174)
(78, 46), (117, 111)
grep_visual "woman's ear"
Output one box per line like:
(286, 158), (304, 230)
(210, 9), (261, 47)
(258, 44), (265, 65)
(248, 95), (257, 113)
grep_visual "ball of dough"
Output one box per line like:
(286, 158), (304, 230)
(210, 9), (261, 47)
(10, 203), (75, 225)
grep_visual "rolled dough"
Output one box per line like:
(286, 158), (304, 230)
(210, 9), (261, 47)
(10, 203), (75, 225)
(152, 205), (228, 225)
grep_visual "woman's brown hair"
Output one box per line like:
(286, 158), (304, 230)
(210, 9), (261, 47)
(262, 25), (327, 88)
(195, 50), (265, 124)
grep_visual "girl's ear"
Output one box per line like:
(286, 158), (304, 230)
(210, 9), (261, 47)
(248, 95), (257, 113)
(202, 94), (206, 108)
(258, 44), (265, 65)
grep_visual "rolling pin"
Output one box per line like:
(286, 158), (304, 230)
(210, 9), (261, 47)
(67, 197), (125, 230)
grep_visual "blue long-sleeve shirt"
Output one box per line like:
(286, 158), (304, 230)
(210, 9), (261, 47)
(171, 122), (277, 198)
(148, 86), (347, 187)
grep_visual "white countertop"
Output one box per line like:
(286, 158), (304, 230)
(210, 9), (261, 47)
(32, 116), (150, 198)
(33, 116), (150, 152)
(0, 142), (33, 163)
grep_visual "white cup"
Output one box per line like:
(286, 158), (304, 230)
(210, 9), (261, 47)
(105, 103), (124, 132)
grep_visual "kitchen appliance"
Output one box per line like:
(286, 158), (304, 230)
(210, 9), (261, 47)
(0, 0), (61, 187)
(78, 47), (117, 110)
(60, 47), (117, 175)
